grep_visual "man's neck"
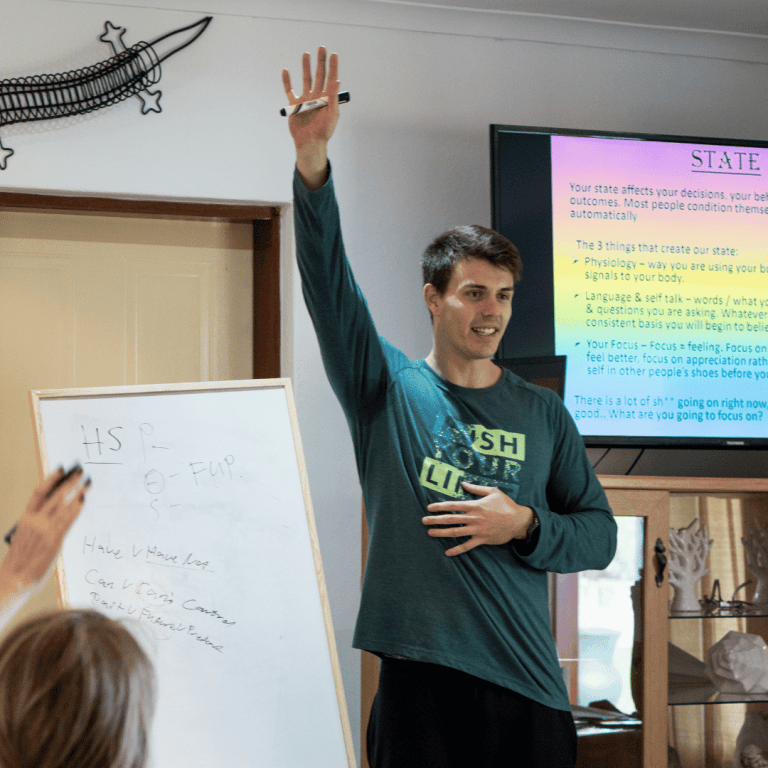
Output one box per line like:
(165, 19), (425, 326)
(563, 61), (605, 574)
(424, 349), (502, 389)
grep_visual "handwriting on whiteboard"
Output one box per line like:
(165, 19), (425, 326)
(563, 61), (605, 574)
(73, 419), (250, 654)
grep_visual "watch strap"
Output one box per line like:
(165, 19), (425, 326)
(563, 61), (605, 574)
(524, 510), (540, 544)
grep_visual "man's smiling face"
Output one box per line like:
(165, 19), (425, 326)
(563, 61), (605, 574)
(426, 257), (515, 364)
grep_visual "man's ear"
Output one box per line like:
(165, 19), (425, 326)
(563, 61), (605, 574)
(423, 283), (441, 318)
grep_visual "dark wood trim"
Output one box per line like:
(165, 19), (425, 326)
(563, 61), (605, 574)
(252, 211), (282, 379)
(360, 501), (378, 768)
(0, 190), (274, 221)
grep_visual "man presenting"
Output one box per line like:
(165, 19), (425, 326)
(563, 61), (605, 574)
(283, 49), (617, 768)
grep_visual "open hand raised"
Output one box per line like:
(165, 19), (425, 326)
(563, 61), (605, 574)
(282, 47), (340, 188)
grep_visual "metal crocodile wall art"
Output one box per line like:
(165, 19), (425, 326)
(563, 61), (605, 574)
(0, 16), (212, 169)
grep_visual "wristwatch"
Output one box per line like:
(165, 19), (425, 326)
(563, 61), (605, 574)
(524, 510), (540, 545)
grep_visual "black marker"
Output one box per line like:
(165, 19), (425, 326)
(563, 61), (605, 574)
(43, 464), (83, 500)
(280, 91), (350, 116)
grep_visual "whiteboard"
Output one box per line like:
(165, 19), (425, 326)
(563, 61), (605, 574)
(30, 380), (355, 768)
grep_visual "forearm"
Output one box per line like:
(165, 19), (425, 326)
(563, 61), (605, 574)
(515, 404), (617, 572)
(519, 503), (616, 573)
(0, 566), (25, 601)
(0, 526), (61, 597)
(0, 561), (50, 631)
(0, 562), (47, 602)
(296, 139), (330, 191)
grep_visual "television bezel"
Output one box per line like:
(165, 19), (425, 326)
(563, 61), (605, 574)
(490, 123), (768, 449)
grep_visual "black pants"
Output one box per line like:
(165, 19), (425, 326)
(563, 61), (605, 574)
(367, 657), (577, 768)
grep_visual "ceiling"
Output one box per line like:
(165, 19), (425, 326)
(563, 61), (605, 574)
(366, 0), (768, 37)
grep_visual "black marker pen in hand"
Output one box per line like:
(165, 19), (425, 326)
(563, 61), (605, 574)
(280, 91), (350, 116)
(4, 464), (87, 545)
(43, 464), (82, 500)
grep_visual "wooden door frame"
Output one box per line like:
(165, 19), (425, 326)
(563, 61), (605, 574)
(0, 190), (282, 378)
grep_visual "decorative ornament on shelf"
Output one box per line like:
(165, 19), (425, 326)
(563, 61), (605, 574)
(735, 711), (768, 768)
(743, 523), (768, 607)
(741, 745), (768, 768)
(699, 579), (756, 617)
(0, 15), (211, 169)
(706, 631), (768, 694)
(668, 518), (714, 612)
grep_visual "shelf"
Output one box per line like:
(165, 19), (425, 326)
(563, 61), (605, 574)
(670, 608), (768, 619)
(669, 683), (768, 706)
(599, 476), (768, 494)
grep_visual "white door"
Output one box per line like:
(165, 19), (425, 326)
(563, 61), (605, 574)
(0, 208), (253, 628)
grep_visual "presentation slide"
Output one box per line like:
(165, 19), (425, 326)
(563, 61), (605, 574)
(551, 136), (768, 440)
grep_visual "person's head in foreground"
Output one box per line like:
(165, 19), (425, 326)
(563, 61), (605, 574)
(0, 608), (155, 768)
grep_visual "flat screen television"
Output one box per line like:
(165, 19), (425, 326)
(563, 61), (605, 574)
(491, 125), (768, 447)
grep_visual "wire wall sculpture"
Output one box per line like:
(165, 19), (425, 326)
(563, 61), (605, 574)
(0, 16), (212, 169)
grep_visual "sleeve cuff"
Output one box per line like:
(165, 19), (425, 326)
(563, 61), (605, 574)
(511, 507), (542, 558)
(293, 161), (334, 197)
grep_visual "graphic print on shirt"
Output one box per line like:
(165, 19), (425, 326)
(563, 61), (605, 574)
(419, 414), (524, 499)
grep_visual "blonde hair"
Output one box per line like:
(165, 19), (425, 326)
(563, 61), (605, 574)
(0, 609), (155, 768)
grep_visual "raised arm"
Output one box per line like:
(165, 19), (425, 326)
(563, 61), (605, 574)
(286, 47), (397, 427)
(282, 47), (340, 190)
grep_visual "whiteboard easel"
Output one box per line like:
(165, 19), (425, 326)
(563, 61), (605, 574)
(30, 380), (356, 768)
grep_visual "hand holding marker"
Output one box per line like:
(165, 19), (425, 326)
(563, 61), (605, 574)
(280, 91), (350, 116)
(2, 465), (90, 581)
(4, 464), (89, 545)
(0, 465), (90, 621)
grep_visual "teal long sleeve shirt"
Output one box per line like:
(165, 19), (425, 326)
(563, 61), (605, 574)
(293, 167), (617, 711)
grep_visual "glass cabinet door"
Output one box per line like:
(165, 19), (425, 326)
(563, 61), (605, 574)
(554, 517), (645, 768)
(560, 484), (669, 768)
(667, 493), (768, 768)
(559, 516), (644, 712)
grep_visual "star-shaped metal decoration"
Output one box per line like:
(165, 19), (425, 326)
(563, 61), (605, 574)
(0, 142), (14, 170)
(99, 21), (127, 55)
(0, 16), (211, 168)
(138, 90), (162, 114)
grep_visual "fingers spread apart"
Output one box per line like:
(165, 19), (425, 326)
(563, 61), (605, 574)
(282, 46), (338, 106)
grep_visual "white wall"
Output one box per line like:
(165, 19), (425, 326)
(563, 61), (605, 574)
(2, 0), (767, 760)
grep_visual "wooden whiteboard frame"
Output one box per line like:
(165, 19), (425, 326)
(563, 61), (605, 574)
(30, 378), (356, 768)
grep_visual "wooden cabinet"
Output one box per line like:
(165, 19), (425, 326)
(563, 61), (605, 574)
(599, 476), (768, 768)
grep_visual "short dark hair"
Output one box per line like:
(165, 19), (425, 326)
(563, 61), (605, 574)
(421, 225), (522, 295)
